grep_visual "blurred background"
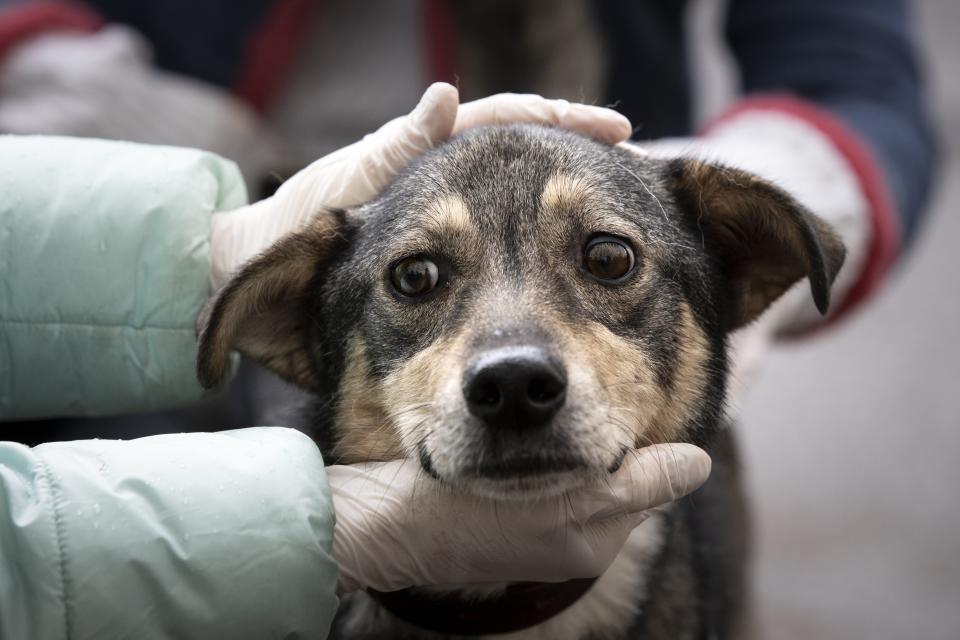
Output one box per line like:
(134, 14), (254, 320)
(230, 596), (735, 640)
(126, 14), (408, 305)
(718, 1), (960, 637)
(2, 0), (957, 637)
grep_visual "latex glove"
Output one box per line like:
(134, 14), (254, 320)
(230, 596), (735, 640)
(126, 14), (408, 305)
(0, 26), (282, 186)
(208, 82), (632, 289)
(328, 443), (711, 593)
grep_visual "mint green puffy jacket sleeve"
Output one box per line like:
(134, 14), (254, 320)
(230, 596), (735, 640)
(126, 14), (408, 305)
(0, 427), (340, 639)
(0, 135), (246, 419)
(0, 137), (341, 637)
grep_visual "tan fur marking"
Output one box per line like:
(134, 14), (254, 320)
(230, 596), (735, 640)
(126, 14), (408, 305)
(422, 194), (472, 236)
(561, 321), (664, 448)
(333, 330), (470, 464)
(538, 172), (648, 273)
(540, 173), (592, 213)
(649, 303), (711, 440)
(332, 334), (404, 463)
(381, 331), (468, 455)
(562, 301), (710, 447)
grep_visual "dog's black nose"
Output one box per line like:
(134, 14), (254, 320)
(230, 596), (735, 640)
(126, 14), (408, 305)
(463, 346), (567, 430)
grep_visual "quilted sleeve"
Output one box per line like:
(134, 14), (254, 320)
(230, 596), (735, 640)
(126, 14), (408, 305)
(0, 427), (339, 639)
(0, 135), (247, 419)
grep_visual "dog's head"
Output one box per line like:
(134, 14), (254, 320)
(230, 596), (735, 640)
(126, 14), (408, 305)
(197, 125), (844, 497)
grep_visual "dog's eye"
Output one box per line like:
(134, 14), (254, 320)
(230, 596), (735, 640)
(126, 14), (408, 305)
(390, 256), (440, 297)
(583, 235), (635, 282)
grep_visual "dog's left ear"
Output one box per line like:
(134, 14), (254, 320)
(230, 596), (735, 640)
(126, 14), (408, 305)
(664, 158), (846, 330)
(196, 212), (348, 391)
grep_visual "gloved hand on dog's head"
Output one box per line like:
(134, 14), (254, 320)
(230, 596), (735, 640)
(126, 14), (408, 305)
(208, 82), (632, 289)
(327, 443), (711, 593)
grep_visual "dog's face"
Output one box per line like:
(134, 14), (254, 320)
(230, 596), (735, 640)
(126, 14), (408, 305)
(198, 125), (844, 497)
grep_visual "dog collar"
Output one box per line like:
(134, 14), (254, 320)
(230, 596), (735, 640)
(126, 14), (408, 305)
(368, 577), (598, 636)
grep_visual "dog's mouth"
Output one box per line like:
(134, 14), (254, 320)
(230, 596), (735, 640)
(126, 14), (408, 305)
(468, 447), (630, 477)
(418, 440), (630, 497)
(467, 452), (586, 478)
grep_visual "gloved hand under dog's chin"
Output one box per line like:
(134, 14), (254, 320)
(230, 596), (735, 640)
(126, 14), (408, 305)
(327, 443), (711, 593)
(208, 82), (633, 290)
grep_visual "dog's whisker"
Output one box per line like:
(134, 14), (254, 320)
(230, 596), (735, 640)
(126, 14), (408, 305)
(610, 158), (670, 222)
(382, 402), (436, 423)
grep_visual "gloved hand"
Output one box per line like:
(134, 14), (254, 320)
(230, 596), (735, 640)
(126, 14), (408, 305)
(0, 26), (282, 183)
(327, 443), (711, 593)
(208, 82), (632, 288)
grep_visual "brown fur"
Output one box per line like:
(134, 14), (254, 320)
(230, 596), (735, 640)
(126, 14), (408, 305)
(197, 214), (347, 391)
(331, 334), (403, 463)
(668, 158), (845, 328)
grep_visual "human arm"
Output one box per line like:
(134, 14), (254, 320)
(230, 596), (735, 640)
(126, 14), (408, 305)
(727, 0), (935, 245)
(641, 0), (935, 332)
(0, 430), (709, 640)
(624, 0), (935, 401)
(0, 135), (246, 419)
(0, 427), (339, 640)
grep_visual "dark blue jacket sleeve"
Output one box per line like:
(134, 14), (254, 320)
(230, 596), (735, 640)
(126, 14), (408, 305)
(726, 0), (937, 246)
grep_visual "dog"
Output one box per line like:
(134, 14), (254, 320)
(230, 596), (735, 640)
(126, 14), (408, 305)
(196, 124), (845, 639)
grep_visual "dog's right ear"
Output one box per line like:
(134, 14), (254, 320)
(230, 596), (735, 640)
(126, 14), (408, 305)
(196, 211), (348, 391)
